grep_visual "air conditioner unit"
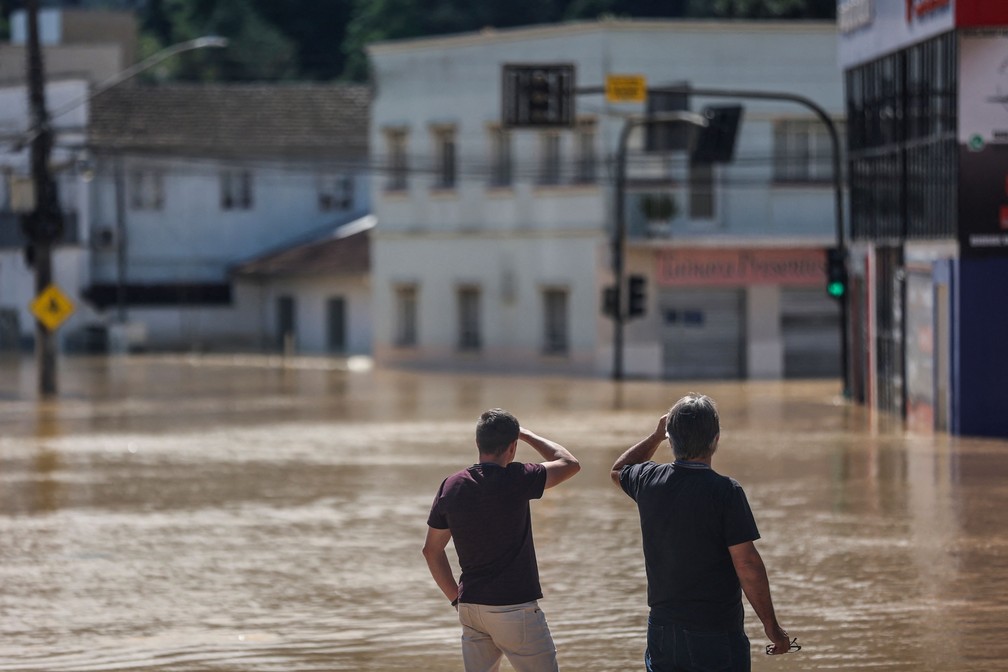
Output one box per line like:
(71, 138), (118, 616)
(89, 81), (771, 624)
(93, 226), (117, 250)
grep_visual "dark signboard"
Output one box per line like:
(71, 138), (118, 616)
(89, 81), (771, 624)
(959, 30), (1008, 257)
(501, 64), (575, 128)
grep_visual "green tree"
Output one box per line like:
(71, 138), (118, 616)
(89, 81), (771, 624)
(131, 0), (834, 82)
(341, 0), (572, 81)
(138, 0), (297, 81)
(251, 0), (355, 80)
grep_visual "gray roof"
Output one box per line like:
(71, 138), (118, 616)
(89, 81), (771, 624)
(89, 83), (370, 159)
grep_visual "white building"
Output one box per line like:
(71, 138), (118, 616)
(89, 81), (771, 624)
(80, 83), (372, 354)
(0, 8), (134, 352)
(0, 78), (93, 351)
(1, 10), (374, 357)
(367, 19), (844, 379)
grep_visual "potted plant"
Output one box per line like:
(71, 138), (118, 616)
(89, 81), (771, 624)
(639, 193), (678, 236)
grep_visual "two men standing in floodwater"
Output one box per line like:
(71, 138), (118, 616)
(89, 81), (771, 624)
(423, 395), (794, 672)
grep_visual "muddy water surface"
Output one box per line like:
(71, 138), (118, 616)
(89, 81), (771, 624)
(2, 355), (1007, 671)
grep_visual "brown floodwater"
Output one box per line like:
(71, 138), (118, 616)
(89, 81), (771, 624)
(1, 354), (1007, 671)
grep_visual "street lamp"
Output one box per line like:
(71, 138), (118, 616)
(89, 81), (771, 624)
(21, 7), (227, 396)
(48, 36), (229, 125)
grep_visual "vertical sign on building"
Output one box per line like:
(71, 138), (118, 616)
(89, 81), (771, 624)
(958, 28), (1008, 256)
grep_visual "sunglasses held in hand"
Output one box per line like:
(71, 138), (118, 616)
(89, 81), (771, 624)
(766, 637), (801, 655)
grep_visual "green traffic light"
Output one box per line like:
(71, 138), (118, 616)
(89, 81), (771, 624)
(827, 281), (845, 298)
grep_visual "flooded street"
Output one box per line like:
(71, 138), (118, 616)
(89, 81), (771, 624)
(2, 355), (1008, 671)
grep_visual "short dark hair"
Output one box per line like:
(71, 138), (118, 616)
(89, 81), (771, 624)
(666, 393), (720, 461)
(476, 408), (520, 456)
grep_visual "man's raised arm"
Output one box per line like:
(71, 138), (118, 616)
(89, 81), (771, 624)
(610, 414), (669, 487)
(519, 428), (580, 489)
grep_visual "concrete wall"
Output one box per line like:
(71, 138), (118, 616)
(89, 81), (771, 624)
(368, 21), (844, 376)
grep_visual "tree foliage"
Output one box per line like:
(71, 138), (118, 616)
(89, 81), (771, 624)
(10, 0), (835, 81)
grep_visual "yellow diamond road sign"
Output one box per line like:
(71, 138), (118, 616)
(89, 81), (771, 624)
(30, 284), (75, 332)
(605, 74), (647, 103)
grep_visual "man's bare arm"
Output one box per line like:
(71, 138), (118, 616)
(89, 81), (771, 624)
(422, 526), (459, 606)
(729, 540), (792, 654)
(609, 414), (669, 487)
(519, 428), (580, 489)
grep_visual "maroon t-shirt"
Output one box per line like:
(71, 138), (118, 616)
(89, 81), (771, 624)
(427, 462), (547, 605)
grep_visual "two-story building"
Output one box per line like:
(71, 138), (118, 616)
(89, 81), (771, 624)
(83, 82), (372, 354)
(367, 20), (845, 380)
(2, 8), (374, 357)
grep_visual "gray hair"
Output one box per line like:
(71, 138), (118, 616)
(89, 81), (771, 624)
(666, 393), (720, 460)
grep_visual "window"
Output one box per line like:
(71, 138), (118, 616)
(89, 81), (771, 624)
(129, 169), (164, 210)
(385, 128), (409, 191)
(489, 126), (512, 187)
(432, 127), (457, 190)
(689, 159), (715, 220)
(394, 285), (418, 347)
(539, 132), (561, 185)
(221, 169), (253, 210)
(574, 120), (596, 183)
(457, 286), (481, 351)
(773, 119), (845, 183)
(319, 174), (353, 211)
(542, 288), (569, 355)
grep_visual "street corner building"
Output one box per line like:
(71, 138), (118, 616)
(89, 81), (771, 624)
(838, 0), (1008, 437)
(366, 19), (846, 381)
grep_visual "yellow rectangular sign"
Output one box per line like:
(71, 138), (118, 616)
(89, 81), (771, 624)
(605, 74), (647, 103)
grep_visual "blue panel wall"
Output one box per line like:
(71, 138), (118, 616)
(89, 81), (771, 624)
(956, 257), (1008, 438)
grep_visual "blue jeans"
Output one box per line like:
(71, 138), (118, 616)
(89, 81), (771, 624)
(644, 618), (750, 672)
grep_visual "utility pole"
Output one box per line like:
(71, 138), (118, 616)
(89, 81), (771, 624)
(23, 0), (63, 397)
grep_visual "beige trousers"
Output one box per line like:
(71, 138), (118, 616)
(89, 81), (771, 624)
(457, 600), (559, 672)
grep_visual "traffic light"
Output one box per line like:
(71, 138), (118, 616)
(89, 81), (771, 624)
(602, 285), (617, 318)
(826, 247), (847, 300)
(691, 105), (743, 164)
(628, 275), (647, 318)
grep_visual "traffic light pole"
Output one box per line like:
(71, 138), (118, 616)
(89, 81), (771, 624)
(583, 83), (849, 394)
(611, 111), (707, 381)
(648, 85), (849, 397)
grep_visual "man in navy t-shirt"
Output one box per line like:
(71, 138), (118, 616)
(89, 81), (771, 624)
(424, 408), (581, 672)
(611, 393), (794, 672)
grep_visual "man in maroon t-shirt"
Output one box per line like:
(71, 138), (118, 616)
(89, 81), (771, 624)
(423, 408), (581, 672)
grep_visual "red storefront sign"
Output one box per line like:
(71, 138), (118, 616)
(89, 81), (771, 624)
(656, 248), (826, 287)
(957, 0), (1008, 27)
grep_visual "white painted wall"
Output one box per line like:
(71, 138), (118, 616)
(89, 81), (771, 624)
(87, 156), (370, 284)
(233, 275), (372, 356)
(368, 20), (843, 376)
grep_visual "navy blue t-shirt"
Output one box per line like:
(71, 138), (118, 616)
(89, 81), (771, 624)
(620, 461), (760, 631)
(427, 462), (547, 606)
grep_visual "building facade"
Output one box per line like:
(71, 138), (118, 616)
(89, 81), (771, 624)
(839, 0), (1008, 436)
(367, 20), (845, 379)
(84, 83), (372, 353)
